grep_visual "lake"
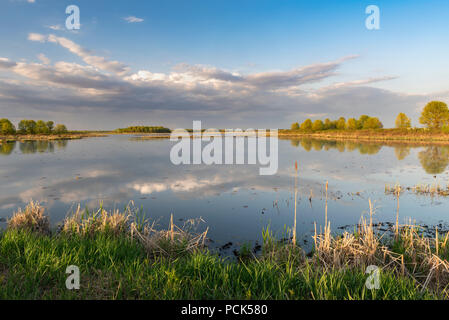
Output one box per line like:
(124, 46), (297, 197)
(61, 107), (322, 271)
(1, 135), (449, 252)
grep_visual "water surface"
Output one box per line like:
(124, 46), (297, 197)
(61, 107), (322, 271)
(1, 136), (449, 251)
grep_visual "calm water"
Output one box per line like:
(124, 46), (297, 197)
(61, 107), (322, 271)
(1, 135), (449, 250)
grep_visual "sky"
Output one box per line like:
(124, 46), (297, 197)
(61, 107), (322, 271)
(0, 0), (449, 130)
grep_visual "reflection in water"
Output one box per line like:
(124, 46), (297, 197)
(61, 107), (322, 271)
(0, 141), (16, 155)
(292, 138), (383, 156)
(394, 146), (411, 160)
(418, 146), (449, 174)
(358, 144), (382, 155)
(2, 135), (449, 248)
(17, 140), (67, 154)
(288, 138), (449, 174)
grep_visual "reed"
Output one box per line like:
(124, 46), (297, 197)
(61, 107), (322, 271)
(8, 201), (50, 235)
(293, 161), (298, 246)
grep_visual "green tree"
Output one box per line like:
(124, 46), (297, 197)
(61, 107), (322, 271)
(419, 101), (449, 129)
(300, 119), (313, 132)
(35, 120), (50, 134)
(357, 115), (370, 129)
(0, 118), (16, 135)
(323, 118), (332, 130)
(312, 119), (324, 131)
(336, 117), (346, 130)
(46, 121), (54, 132)
(363, 117), (383, 129)
(346, 118), (357, 130)
(395, 113), (411, 129)
(18, 120), (36, 134)
(290, 122), (300, 130)
(54, 124), (68, 134)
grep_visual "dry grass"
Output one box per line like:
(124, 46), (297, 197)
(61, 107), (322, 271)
(386, 182), (449, 197)
(61, 205), (130, 237)
(8, 201), (208, 259)
(7, 201), (50, 235)
(412, 183), (449, 196)
(279, 128), (449, 143)
(311, 199), (449, 296)
(131, 214), (208, 258)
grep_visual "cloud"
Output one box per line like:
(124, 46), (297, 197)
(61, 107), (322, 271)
(320, 76), (398, 91)
(47, 25), (63, 31)
(123, 16), (144, 23)
(0, 58), (17, 69)
(0, 35), (440, 129)
(28, 33), (46, 42)
(37, 53), (50, 65)
(28, 33), (130, 76)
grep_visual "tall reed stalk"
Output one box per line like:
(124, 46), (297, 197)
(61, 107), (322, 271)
(325, 181), (328, 228)
(396, 185), (401, 237)
(293, 161), (298, 246)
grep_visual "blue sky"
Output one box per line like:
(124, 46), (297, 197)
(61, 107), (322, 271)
(0, 0), (449, 129)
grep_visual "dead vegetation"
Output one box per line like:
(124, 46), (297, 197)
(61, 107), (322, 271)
(7, 201), (208, 258)
(8, 201), (50, 235)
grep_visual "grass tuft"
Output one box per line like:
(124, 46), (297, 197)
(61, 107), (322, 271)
(8, 201), (50, 235)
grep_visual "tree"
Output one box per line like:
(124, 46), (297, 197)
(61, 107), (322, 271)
(336, 117), (346, 130)
(363, 117), (383, 129)
(18, 120), (36, 134)
(419, 101), (449, 129)
(54, 124), (68, 134)
(357, 115), (370, 129)
(0, 118), (16, 135)
(46, 121), (54, 132)
(35, 120), (50, 134)
(395, 113), (411, 129)
(312, 119), (324, 131)
(290, 122), (300, 131)
(324, 118), (332, 130)
(300, 119), (313, 132)
(346, 118), (357, 130)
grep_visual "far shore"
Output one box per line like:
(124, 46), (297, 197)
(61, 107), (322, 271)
(3, 128), (449, 145)
(0, 131), (109, 142)
(278, 128), (449, 144)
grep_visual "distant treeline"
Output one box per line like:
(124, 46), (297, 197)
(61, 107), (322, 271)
(291, 115), (383, 132)
(116, 126), (171, 133)
(0, 119), (68, 135)
(290, 101), (449, 132)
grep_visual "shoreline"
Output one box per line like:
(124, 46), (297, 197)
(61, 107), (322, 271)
(0, 132), (109, 142)
(0, 201), (448, 299)
(278, 129), (449, 144)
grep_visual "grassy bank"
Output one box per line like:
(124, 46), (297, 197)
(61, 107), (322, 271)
(279, 128), (449, 143)
(0, 131), (108, 142)
(1, 202), (448, 299)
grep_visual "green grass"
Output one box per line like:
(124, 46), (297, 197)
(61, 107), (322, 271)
(0, 229), (438, 300)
